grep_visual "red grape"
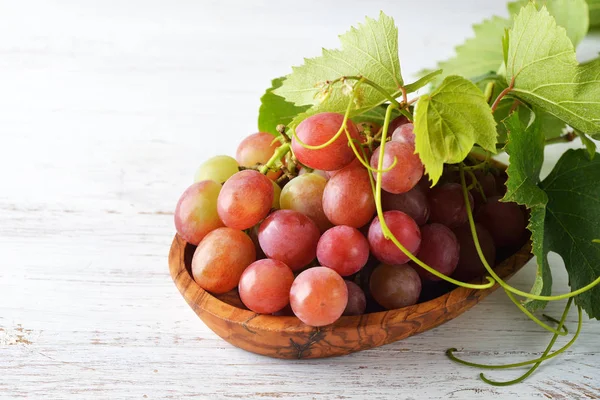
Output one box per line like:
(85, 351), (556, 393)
(369, 264), (421, 309)
(469, 170), (497, 208)
(292, 113), (360, 171)
(258, 210), (320, 271)
(236, 132), (282, 180)
(476, 196), (527, 248)
(386, 115), (409, 135)
(325, 156), (364, 178)
(290, 267), (348, 326)
(428, 183), (474, 228)
(381, 186), (430, 226)
(322, 166), (376, 228)
(280, 173), (332, 232)
(370, 141), (423, 194)
(390, 123), (415, 145)
(368, 211), (421, 265)
(238, 259), (294, 314)
(343, 280), (366, 316)
(299, 166), (328, 180)
(317, 226), (369, 276)
(191, 227), (256, 294)
(452, 223), (496, 282)
(413, 223), (460, 281)
(174, 181), (224, 245)
(217, 170), (273, 230)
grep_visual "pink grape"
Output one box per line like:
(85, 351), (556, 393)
(325, 156), (364, 178)
(316, 225), (369, 276)
(191, 227), (256, 294)
(343, 280), (367, 316)
(370, 141), (423, 194)
(174, 180), (224, 245)
(476, 196), (527, 248)
(236, 132), (282, 181)
(369, 263), (421, 309)
(413, 223), (460, 281)
(280, 173), (332, 232)
(368, 211), (421, 265)
(428, 183), (474, 228)
(452, 223), (496, 282)
(292, 113), (360, 171)
(386, 115), (409, 135)
(391, 123), (415, 145)
(217, 170), (273, 230)
(299, 166), (329, 180)
(258, 210), (320, 271)
(380, 186), (430, 226)
(322, 166), (376, 228)
(290, 267), (348, 326)
(238, 259), (295, 314)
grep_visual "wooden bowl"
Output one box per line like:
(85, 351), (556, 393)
(169, 233), (533, 359)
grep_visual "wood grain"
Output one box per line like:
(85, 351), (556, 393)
(1, 1), (599, 398)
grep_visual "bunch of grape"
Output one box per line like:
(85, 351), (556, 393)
(174, 113), (527, 327)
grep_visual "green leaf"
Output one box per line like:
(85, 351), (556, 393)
(413, 75), (497, 184)
(576, 130), (598, 159)
(503, 112), (551, 311)
(506, 4), (600, 137)
(428, 16), (511, 86)
(508, 0), (589, 47)
(274, 12), (402, 118)
(404, 69), (443, 93)
(540, 149), (600, 319)
(352, 104), (402, 125)
(589, 0), (600, 28)
(258, 77), (310, 135)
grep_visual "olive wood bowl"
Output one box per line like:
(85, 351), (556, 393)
(169, 233), (533, 359)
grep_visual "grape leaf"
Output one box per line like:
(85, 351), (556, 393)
(274, 12), (402, 120)
(428, 16), (511, 86)
(503, 112), (551, 312)
(258, 77), (310, 135)
(586, 0), (600, 28)
(352, 104), (402, 125)
(576, 131), (598, 159)
(413, 76), (497, 184)
(540, 149), (600, 319)
(507, 0), (589, 47)
(506, 4), (600, 138)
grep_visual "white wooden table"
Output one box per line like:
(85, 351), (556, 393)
(1, 1), (599, 399)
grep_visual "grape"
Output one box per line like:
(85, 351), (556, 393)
(191, 227), (256, 294)
(322, 166), (376, 228)
(416, 175), (433, 194)
(368, 211), (421, 265)
(258, 209), (320, 270)
(380, 186), (430, 226)
(236, 132), (282, 181)
(194, 155), (239, 184)
(452, 223), (496, 282)
(390, 123), (415, 145)
(468, 170), (497, 208)
(317, 225), (369, 276)
(272, 304), (294, 316)
(271, 180), (281, 209)
(174, 181), (224, 245)
(292, 113), (360, 171)
(369, 264), (421, 309)
(247, 224), (266, 260)
(495, 171), (508, 196)
(238, 259), (294, 314)
(289, 267), (348, 326)
(476, 196), (527, 248)
(370, 141), (423, 194)
(325, 156), (364, 178)
(386, 115), (409, 135)
(413, 223), (460, 281)
(343, 280), (366, 316)
(217, 170), (274, 230)
(299, 166), (328, 180)
(428, 183), (474, 228)
(280, 173), (332, 232)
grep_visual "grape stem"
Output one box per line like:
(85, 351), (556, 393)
(458, 163), (600, 301)
(491, 76), (515, 113)
(260, 142), (291, 175)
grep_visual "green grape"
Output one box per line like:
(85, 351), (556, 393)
(194, 155), (239, 184)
